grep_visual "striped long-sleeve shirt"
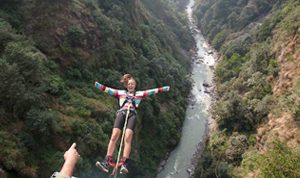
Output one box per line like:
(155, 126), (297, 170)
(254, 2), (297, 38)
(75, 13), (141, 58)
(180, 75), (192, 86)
(94, 82), (170, 112)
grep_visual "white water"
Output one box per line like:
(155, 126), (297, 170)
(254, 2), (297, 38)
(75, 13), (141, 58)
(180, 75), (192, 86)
(156, 0), (215, 177)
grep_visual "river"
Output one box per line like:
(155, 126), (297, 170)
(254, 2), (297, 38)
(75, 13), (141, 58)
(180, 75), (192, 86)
(156, 0), (216, 177)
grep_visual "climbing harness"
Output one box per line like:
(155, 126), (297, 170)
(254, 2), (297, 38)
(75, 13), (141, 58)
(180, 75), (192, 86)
(110, 100), (132, 178)
(120, 91), (137, 111)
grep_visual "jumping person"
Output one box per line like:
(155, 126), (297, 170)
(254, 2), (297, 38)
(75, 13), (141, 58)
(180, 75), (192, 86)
(94, 74), (170, 174)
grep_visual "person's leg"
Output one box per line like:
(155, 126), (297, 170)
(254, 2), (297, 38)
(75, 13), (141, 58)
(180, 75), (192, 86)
(96, 128), (121, 173)
(122, 112), (136, 158)
(107, 111), (126, 156)
(123, 129), (134, 157)
(107, 128), (121, 156)
(120, 112), (137, 174)
(120, 129), (133, 175)
(96, 112), (125, 173)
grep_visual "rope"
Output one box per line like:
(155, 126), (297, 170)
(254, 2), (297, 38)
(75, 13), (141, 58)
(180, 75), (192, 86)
(112, 102), (131, 178)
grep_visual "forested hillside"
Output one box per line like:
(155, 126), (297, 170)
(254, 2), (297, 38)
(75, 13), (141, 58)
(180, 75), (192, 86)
(0, 0), (193, 177)
(193, 0), (300, 177)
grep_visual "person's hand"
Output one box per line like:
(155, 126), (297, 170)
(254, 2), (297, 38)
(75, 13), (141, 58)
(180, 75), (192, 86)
(58, 143), (80, 177)
(167, 86), (170, 91)
(94, 81), (99, 87)
(64, 143), (80, 164)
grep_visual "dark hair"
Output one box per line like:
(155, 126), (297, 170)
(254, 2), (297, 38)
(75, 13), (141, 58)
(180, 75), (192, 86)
(120, 74), (135, 88)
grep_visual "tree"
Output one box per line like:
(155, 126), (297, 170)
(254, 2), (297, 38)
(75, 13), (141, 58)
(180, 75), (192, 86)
(226, 133), (249, 165)
(0, 41), (48, 117)
(66, 25), (85, 47)
(212, 90), (254, 131)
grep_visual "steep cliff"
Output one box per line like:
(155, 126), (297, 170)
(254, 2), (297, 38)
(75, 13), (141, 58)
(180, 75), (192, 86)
(0, 0), (193, 177)
(193, 0), (300, 177)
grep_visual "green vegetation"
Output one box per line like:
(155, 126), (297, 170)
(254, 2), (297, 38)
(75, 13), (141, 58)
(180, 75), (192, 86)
(194, 0), (300, 177)
(255, 141), (300, 177)
(0, 0), (193, 177)
(193, 0), (284, 49)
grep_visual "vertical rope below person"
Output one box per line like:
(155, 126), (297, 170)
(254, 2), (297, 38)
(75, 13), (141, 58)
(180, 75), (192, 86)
(113, 103), (131, 178)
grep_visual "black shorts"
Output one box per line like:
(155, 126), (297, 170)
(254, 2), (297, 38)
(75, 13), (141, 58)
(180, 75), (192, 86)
(113, 110), (137, 131)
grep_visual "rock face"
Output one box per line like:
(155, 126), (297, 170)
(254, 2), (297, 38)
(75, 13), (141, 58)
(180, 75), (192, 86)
(157, 152), (170, 173)
(157, 160), (166, 173)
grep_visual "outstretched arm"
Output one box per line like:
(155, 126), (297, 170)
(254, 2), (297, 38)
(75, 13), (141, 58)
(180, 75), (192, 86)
(94, 81), (120, 96)
(142, 86), (170, 97)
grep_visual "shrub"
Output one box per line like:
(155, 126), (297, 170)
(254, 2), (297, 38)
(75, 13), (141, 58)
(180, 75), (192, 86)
(256, 141), (300, 177)
(194, 150), (216, 178)
(267, 59), (279, 76)
(211, 29), (231, 50)
(66, 25), (85, 47)
(212, 90), (254, 131)
(26, 108), (58, 136)
(215, 53), (248, 83)
(226, 133), (249, 165)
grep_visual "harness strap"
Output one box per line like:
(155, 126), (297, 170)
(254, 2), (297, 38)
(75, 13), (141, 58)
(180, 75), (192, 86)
(108, 160), (125, 168)
(121, 91), (137, 111)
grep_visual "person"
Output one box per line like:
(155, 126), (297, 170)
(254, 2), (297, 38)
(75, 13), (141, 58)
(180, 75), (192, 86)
(50, 143), (80, 178)
(94, 74), (170, 174)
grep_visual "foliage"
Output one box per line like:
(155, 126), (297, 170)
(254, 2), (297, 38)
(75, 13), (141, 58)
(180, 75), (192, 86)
(0, 0), (193, 177)
(194, 150), (217, 178)
(267, 59), (280, 76)
(215, 53), (248, 83)
(66, 25), (85, 47)
(256, 141), (300, 177)
(194, 0), (281, 48)
(0, 39), (49, 118)
(225, 133), (249, 165)
(195, 0), (300, 177)
(239, 150), (260, 176)
(212, 90), (254, 132)
(279, 89), (300, 119)
(208, 129), (228, 155)
(26, 108), (59, 137)
(221, 39), (250, 59)
(0, 130), (37, 178)
(211, 29), (231, 50)
(195, 130), (233, 178)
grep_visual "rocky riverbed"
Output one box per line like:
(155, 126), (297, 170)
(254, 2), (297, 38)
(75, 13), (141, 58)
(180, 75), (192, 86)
(186, 43), (219, 178)
(156, 0), (220, 176)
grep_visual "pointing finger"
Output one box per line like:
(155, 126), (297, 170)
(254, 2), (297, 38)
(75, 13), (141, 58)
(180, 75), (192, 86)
(69, 142), (76, 150)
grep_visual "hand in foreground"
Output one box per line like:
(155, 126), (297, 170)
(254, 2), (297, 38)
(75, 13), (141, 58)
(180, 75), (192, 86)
(58, 143), (80, 177)
(64, 143), (80, 163)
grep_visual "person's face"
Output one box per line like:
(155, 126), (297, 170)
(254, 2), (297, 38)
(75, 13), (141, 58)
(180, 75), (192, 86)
(127, 79), (136, 93)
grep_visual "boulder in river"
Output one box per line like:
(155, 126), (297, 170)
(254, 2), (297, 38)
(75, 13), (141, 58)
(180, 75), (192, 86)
(202, 81), (211, 87)
(187, 168), (192, 173)
(204, 88), (210, 94)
